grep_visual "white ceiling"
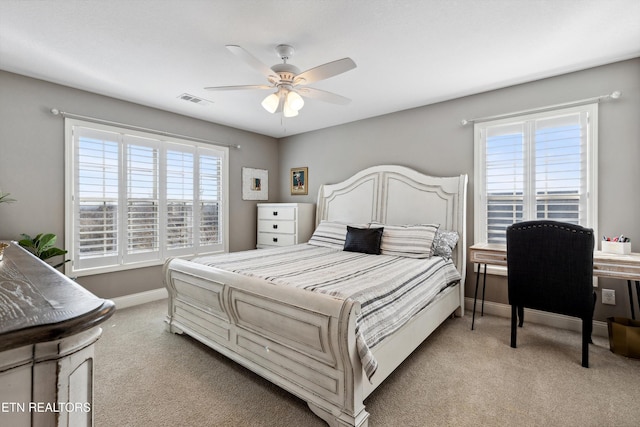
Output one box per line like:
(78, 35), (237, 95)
(1, 0), (639, 138)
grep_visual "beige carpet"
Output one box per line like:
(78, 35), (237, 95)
(94, 300), (640, 426)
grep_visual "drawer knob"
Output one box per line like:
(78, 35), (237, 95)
(272, 211), (278, 216)
(273, 224), (278, 229)
(273, 237), (278, 242)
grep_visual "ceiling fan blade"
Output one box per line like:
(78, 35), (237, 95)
(204, 84), (272, 91)
(226, 45), (278, 81)
(294, 58), (356, 85)
(297, 87), (351, 105)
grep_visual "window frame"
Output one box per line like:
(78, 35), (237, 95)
(473, 104), (598, 271)
(65, 118), (229, 277)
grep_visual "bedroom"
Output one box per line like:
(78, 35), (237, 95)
(1, 1), (640, 426)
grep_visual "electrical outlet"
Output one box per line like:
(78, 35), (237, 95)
(602, 289), (616, 305)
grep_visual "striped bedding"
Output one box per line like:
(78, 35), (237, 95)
(191, 244), (461, 380)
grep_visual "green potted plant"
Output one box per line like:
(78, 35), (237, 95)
(18, 233), (69, 269)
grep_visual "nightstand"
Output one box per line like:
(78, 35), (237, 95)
(257, 203), (315, 248)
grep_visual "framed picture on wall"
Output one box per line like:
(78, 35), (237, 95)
(242, 167), (268, 200)
(290, 167), (308, 195)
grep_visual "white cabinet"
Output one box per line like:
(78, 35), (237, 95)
(257, 203), (315, 248)
(0, 243), (114, 427)
(0, 329), (101, 427)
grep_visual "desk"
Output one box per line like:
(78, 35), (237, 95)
(469, 243), (640, 330)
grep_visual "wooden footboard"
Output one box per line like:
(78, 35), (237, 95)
(164, 257), (370, 427)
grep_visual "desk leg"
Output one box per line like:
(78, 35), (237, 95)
(471, 263), (487, 331)
(472, 265), (480, 330)
(636, 281), (640, 320)
(628, 281), (636, 320)
(481, 263), (488, 316)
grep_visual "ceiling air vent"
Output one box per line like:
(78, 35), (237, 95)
(177, 93), (212, 106)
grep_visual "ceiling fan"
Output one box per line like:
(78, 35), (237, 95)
(205, 44), (357, 117)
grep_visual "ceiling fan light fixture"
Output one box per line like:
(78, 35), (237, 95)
(283, 101), (299, 118)
(286, 90), (304, 111)
(261, 92), (280, 114)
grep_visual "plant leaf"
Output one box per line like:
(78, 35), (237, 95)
(18, 238), (37, 252)
(37, 234), (57, 251)
(52, 259), (71, 269)
(18, 238), (34, 247)
(39, 247), (67, 261)
(0, 193), (17, 203)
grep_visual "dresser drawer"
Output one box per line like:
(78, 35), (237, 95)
(258, 206), (296, 221)
(258, 220), (295, 234)
(257, 233), (296, 247)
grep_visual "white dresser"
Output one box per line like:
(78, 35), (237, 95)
(257, 203), (315, 248)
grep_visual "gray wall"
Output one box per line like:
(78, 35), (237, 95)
(2, 58), (639, 320)
(0, 70), (279, 299)
(279, 58), (640, 322)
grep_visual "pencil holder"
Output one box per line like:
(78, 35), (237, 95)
(601, 241), (631, 255)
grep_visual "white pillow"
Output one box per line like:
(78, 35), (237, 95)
(307, 221), (351, 249)
(371, 223), (440, 258)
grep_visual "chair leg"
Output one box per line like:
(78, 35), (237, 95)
(511, 305), (517, 348)
(581, 318), (590, 368)
(590, 292), (597, 343)
(518, 305), (524, 327)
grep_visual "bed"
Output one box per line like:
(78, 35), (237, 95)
(164, 164), (468, 426)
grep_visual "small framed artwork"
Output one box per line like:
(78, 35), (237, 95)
(290, 167), (308, 195)
(242, 167), (268, 200)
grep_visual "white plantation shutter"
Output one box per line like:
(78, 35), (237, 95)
(66, 119), (228, 276)
(74, 128), (120, 271)
(166, 147), (194, 251)
(124, 137), (160, 263)
(475, 104), (597, 245)
(164, 146), (225, 255)
(199, 153), (223, 249)
(484, 122), (525, 243)
(534, 114), (586, 224)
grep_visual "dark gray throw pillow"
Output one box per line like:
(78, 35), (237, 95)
(343, 226), (384, 255)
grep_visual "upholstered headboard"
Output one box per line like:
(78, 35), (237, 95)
(316, 165), (468, 281)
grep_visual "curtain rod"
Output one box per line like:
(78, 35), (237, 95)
(50, 108), (241, 149)
(460, 91), (621, 126)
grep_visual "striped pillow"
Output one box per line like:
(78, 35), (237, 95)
(308, 221), (351, 249)
(372, 223), (440, 258)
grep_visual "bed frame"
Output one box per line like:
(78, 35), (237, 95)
(164, 165), (467, 426)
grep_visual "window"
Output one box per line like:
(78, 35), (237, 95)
(474, 104), (598, 246)
(65, 119), (228, 276)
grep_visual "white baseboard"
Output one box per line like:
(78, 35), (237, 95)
(464, 297), (608, 338)
(112, 288), (168, 310)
